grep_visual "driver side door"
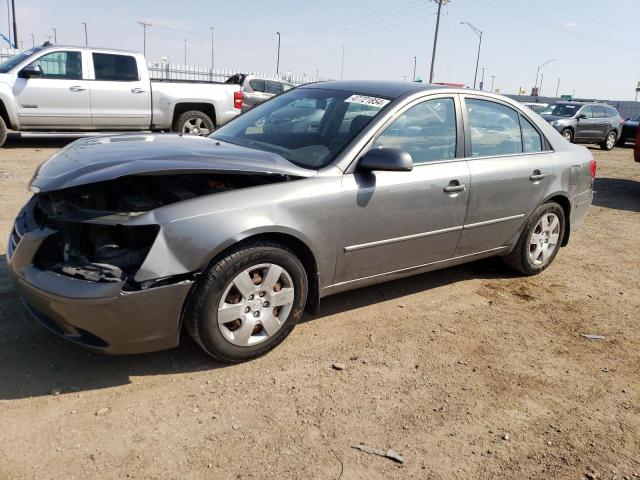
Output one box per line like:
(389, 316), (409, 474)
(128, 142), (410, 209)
(334, 95), (470, 284)
(13, 49), (91, 128)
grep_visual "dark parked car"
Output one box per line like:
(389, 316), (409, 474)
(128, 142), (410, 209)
(539, 101), (623, 150)
(617, 113), (639, 146)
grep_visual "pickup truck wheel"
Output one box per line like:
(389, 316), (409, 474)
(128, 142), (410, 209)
(173, 110), (214, 136)
(0, 116), (7, 147)
(185, 240), (308, 363)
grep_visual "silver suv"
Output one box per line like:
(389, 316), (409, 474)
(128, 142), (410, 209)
(539, 101), (623, 150)
(225, 74), (294, 112)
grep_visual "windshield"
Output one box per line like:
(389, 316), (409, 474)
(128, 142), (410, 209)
(0, 47), (41, 73)
(539, 103), (580, 117)
(211, 87), (390, 169)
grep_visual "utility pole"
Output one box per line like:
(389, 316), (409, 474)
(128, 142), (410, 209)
(209, 27), (214, 71)
(340, 44), (345, 80)
(183, 38), (187, 64)
(429, 0), (449, 84)
(460, 21), (483, 89)
(555, 78), (560, 98)
(276, 31), (281, 75)
(11, 0), (17, 48)
(138, 21), (152, 56)
(412, 56), (417, 82)
(6, 0), (11, 48)
(29, 33), (34, 47)
(480, 67), (485, 90)
(490, 75), (495, 92)
(82, 22), (88, 46)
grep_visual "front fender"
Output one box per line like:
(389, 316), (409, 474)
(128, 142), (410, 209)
(0, 81), (20, 129)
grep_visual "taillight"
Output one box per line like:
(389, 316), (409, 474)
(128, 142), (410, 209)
(233, 91), (243, 110)
(589, 159), (597, 178)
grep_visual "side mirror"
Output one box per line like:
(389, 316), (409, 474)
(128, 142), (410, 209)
(577, 114), (587, 120)
(358, 147), (413, 172)
(19, 64), (42, 79)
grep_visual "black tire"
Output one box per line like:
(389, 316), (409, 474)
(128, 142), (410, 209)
(503, 202), (566, 276)
(172, 110), (215, 136)
(0, 115), (7, 147)
(185, 240), (308, 363)
(600, 131), (616, 151)
(561, 128), (573, 143)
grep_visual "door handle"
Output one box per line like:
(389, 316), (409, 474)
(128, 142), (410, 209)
(529, 170), (547, 181)
(443, 180), (467, 193)
(69, 85), (86, 92)
(131, 88), (146, 93)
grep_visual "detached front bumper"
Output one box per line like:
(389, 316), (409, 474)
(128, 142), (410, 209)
(8, 211), (193, 355)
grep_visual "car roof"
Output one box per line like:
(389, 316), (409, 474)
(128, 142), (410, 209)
(36, 44), (140, 55)
(302, 80), (445, 100)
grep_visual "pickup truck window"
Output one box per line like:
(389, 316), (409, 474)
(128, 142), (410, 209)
(0, 47), (42, 72)
(93, 53), (139, 81)
(249, 79), (266, 92)
(266, 81), (284, 94)
(30, 51), (82, 79)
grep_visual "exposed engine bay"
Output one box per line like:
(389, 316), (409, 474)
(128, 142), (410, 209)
(30, 173), (293, 286)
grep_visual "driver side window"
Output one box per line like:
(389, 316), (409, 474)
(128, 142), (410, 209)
(29, 51), (82, 79)
(372, 98), (456, 165)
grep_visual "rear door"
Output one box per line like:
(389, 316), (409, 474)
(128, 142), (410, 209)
(456, 95), (553, 255)
(591, 106), (608, 140)
(335, 95), (470, 284)
(13, 49), (91, 128)
(88, 52), (151, 128)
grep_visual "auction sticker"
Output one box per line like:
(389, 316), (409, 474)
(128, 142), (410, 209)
(344, 95), (390, 107)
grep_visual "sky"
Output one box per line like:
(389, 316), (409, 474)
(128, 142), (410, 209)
(5, 0), (640, 100)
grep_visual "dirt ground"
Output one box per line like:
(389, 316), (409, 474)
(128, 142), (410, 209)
(0, 133), (638, 480)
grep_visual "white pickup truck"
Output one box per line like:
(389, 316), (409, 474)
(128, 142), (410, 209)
(0, 44), (243, 146)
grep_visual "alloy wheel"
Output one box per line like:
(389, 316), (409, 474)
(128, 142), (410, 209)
(606, 132), (615, 149)
(528, 212), (560, 267)
(182, 117), (211, 136)
(217, 263), (295, 347)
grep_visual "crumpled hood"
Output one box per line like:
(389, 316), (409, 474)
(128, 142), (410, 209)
(30, 133), (315, 192)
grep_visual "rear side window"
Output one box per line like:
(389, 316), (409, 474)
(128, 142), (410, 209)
(604, 106), (619, 118)
(373, 97), (456, 165)
(266, 81), (284, 94)
(249, 79), (266, 92)
(466, 99), (522, 157)
(521, 116), (543, 153)
(30, 51), (82, 79)
(592, 106), (605, 118)
(93, 53), (139, 81)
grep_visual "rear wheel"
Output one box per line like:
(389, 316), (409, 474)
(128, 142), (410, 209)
(503, 202), (565, 275)
(601, 131), (616, 151)
(561, 128), (573, 143)
(173, 110), (214, 136)
(0, 115), (7, 147)
(185, 241), (308, 363)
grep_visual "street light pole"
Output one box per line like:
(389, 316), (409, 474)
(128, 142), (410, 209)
(138, 21), (152, 57)
(276, 32), (281, 76)
(429, 0), (449, 84)
(82, 22), (88, 46)
(555, 78), (560, 98)
(480, 67), (485, 90)
(539, 73), (544, 96)
(29, 33), (34, 47)
(209, 27), (214, 71)
(51, 27), (57, 43)
(460, 21), (483, 89)
(490, 75), (495, 92)
(340, 44), (345, 80)
(534, 58), (555, 89)
(412, 56), (417, 82)
(183, 38), (187, 64)
(11, 0), (17, 49)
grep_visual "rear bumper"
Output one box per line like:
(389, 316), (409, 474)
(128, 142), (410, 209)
(9, 220), (193, 355)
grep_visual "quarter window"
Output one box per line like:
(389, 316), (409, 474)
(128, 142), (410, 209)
(521, 115), (543, 153)
(249, 79), (266, 92)
(466, 99), (522, 157)
(29, 51), (82, 79)
(373, 97), (456, 164)
(93, 53), (139, 81)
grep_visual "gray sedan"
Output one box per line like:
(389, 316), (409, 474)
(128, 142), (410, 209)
(8, 81), (595, 362)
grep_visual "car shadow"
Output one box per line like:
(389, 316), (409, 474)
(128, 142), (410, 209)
(0, 253), (510, 400)
(593, 177), (640, 212)
(2, 133), (75, 150)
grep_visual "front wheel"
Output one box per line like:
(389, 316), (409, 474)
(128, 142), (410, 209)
(185, 241), (308, 362)
(0, 115), (7, 147)
(173, 110), (215, 136)
(503, 202), (565, 275)
(561, 128), (573, 143)
(601, 131), (616, 151)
